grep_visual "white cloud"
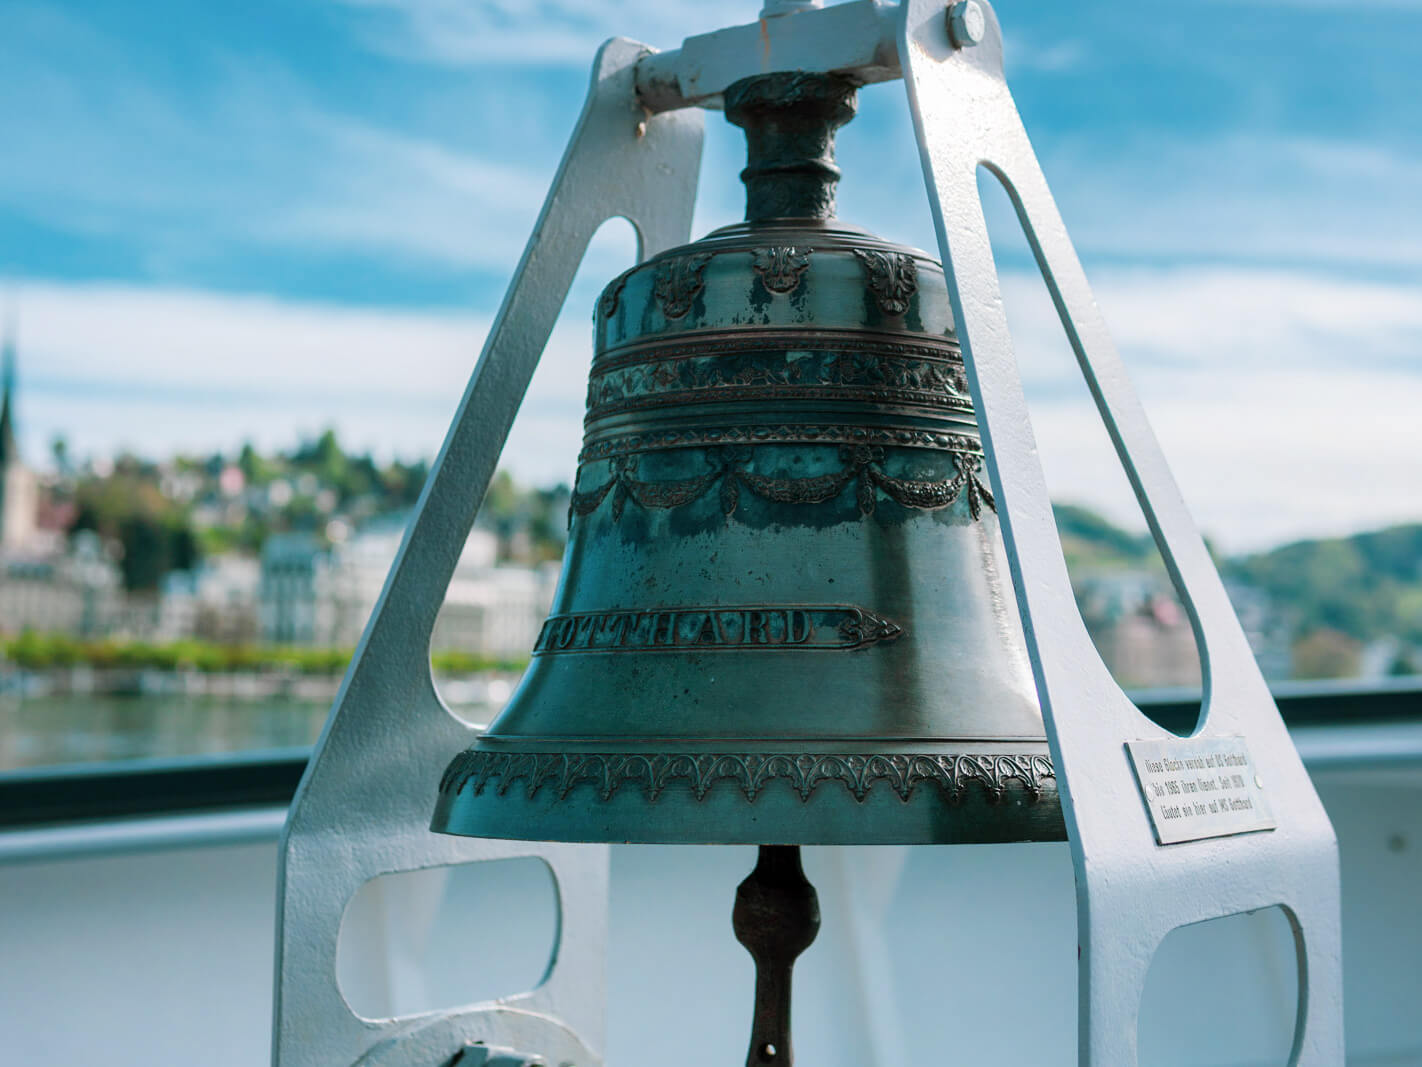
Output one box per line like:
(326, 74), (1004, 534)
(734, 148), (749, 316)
(993, 265), (1422, 551)
(6, 2), (1416, 290)
(333, 0), (751, 67)
(334, 0), (1091, 74)
(1040, 134), (1422, 272)
(1003, 266), (1422, 381)
(1005, 36), (1087, 75)
(1205, 0), (1422, 9)
(6, 278), (606, 483)
(257, 116), (551, 270)
(18, 283), (480, 396)
(0, 11), (567, 275)
(828, 98), (1422, 277)
(8, 262), (1421, 549)
(1027, 368), (1420, 553)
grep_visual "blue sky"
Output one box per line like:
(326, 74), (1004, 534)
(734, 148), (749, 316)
(1, 0), (1419, 549)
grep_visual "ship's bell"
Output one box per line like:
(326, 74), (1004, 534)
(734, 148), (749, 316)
(433, 72), (1065, 846)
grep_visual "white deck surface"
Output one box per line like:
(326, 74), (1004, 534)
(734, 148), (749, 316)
(1, 728), (1418, 1066)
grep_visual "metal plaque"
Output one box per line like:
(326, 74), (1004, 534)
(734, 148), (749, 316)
(1125, 736), (1277, 845)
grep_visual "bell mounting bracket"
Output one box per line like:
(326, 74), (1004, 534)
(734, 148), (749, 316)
(274, 2), (1343, 1064)
(895, 2), (1341, 1061)
(271, 39), (704, 1067)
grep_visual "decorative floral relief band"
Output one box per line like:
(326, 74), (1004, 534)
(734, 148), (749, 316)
(586, 331), (971, 420)
(577, 424), (983, 464)
(440, 750), (1057, 804)
(652, 252), (713, 319)
(570, 445), (996, 522)
(591, 327), (964, 374)
(751, 246), (812, 294)
(586, 351), (970, 423)
(597, 246), (926, 321)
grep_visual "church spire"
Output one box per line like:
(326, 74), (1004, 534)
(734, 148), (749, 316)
(0, 312), (16, 469)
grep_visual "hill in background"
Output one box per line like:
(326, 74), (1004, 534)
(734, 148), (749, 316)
(12, 420), (1420, 686)
(1053, 503), (1422, 681)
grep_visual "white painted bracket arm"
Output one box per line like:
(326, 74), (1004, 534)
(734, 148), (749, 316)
(898, 2), (1342, 1063)
(635, 0), (903, 112)
(272, 38), (703, 1067)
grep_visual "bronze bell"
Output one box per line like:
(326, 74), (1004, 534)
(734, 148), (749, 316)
(432, 72), (1065, 847)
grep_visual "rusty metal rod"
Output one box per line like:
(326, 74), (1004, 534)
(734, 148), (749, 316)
(732, 846), (821, 1067)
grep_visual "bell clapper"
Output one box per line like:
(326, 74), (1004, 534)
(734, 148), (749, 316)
(733, 846), (821, 1067)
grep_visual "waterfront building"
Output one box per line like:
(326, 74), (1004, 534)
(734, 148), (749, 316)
(258, 518), (553, 655)
(1075, 571), (1202, 689)
(0, 320), (38, 553)
(1221, 577), (1293, 681)
(0, 325), (127, 638)
(259, 533), (333, 645)
(436, 558), (560, 658)
(0, 530), (124, 637)
(158, 554), (262, 643)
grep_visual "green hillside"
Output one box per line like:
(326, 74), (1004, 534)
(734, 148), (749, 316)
(1052, 504), (1422, 678)
(1226, 525), (1422, 647)
(1053, 503), (1154, 571)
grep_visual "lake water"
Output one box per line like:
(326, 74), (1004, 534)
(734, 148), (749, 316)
(0, 683), (505, 773)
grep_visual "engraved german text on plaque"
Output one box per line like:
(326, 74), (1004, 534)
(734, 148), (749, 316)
(1126, 736), (1276, 845)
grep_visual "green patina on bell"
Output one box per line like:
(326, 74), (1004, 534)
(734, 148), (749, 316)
(432, 72), (1065, 845)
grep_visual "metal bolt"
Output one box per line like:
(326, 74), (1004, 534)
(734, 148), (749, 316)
(948, 0), (986, 48)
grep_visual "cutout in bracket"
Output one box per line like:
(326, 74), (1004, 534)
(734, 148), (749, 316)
(1139, 906), (1299, 1065)
(337, 857), (560, 1021)
(429, 217), (644, 728)
(975, 165), (1205, 735)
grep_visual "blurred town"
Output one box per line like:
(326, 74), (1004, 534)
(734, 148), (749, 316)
(0, 330), (563, 697)
(1, 327), (1419, 698)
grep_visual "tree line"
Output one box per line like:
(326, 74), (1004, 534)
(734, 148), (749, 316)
(54, 430), (569, 593)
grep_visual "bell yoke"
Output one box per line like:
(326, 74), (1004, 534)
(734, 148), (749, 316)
(274, 8), (1343, 1065)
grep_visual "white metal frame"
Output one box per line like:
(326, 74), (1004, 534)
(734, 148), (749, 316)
(274, 4), (1342, 1064)
(271, 38), (703, 1067)
(897, 3), (1341, 1061)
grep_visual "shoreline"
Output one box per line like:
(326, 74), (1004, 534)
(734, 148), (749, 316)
(0, 665), (523, 707)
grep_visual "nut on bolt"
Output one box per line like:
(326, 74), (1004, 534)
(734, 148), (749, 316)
(948, 0), (986, 48)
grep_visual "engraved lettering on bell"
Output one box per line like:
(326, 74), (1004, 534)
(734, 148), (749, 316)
(751, 246), (812, 294)
(532, 605), (903, 655)
(852, 248), (919, 315)
(653, 251), (714, 318)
